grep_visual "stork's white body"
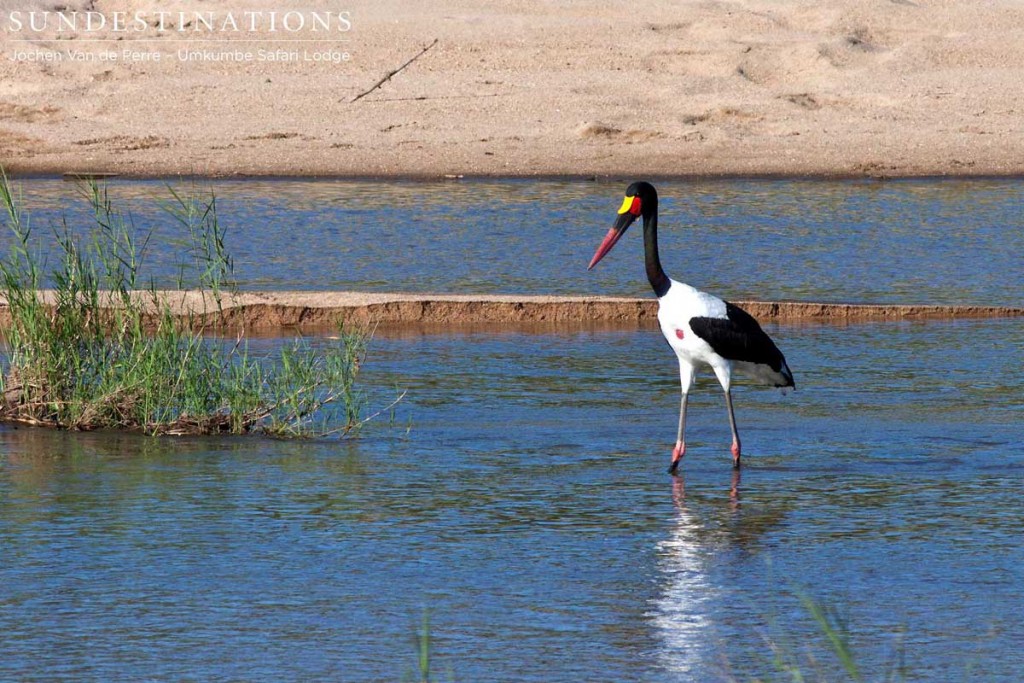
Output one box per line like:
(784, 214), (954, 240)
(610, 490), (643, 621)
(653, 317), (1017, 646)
(658, 279), (730, 392)
(657, 280), (793, 392)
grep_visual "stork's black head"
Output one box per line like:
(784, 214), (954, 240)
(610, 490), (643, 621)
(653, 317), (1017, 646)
(588, 181), (659, 270)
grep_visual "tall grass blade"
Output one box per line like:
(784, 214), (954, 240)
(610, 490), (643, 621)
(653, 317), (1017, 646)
(796, 590), (862, 681)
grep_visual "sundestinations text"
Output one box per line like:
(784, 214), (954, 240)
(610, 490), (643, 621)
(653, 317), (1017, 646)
(4, 10), (352, 34)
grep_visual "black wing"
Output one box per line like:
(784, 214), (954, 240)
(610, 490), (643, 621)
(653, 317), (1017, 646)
(689, 302), (786, 373)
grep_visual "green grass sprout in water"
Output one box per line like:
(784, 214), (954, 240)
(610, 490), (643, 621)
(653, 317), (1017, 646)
(403, 612), (455, 683)
(733, 586), (912, 683)
(0, 170), (377, 437)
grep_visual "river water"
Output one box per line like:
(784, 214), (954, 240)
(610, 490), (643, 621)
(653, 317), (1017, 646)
(5, 177), (1024, 304)
(1, 179), (1022, 681)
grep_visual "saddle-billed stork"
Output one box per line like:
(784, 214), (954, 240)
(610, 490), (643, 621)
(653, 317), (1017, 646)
(588, 181), (794, 472)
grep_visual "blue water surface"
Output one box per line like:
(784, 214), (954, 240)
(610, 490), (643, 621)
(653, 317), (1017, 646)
(4, 177), (1023, 304)
(2, 317), (1022, 681)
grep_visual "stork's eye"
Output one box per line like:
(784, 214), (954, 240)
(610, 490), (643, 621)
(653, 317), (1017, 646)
(617, 196), (642, 216)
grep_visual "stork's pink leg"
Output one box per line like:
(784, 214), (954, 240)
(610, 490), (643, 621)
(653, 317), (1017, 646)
(668, 393), (689, 474)
(669, 441), (685, 474)
(724, 389), (742, 469)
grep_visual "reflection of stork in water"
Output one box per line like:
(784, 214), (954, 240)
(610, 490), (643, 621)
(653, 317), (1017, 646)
(649, 473), (741, 678)
(650, 472), (802, 679)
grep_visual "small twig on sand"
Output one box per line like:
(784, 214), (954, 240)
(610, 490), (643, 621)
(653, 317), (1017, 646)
(349, 38), (439, 103)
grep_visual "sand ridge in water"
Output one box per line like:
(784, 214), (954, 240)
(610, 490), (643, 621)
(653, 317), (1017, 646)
(1, 291), (1021, 332)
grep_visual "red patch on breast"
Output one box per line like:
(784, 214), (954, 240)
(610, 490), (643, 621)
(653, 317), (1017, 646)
(675, 329), (684, 339)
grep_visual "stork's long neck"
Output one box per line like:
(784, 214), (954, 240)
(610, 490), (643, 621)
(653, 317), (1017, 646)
(643, 208), (671, 298)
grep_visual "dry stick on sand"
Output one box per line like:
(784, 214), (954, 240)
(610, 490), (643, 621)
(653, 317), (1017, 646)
(349, 38), (439, 103)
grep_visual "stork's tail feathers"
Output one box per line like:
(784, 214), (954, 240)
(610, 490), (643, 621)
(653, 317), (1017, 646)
(776, 361), (795, 390)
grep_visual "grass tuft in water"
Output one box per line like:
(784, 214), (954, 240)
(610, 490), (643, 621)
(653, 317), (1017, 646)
(742, 588), (908, 683)
(0, 170), (373, 437)
(402, 612), (455, 683)
(796, 590), (862, 681)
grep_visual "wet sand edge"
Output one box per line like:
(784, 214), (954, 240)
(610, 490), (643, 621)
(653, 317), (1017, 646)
(1, 291), (1020, 332)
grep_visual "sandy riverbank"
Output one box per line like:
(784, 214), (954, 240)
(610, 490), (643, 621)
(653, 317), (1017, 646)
(2, 291), (1021, 332)
(2, 1), (1024, 178)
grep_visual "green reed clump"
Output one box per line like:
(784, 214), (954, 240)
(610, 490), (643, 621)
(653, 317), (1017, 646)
(0, 171), (369, 437)
(741, 588), (910, 683)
